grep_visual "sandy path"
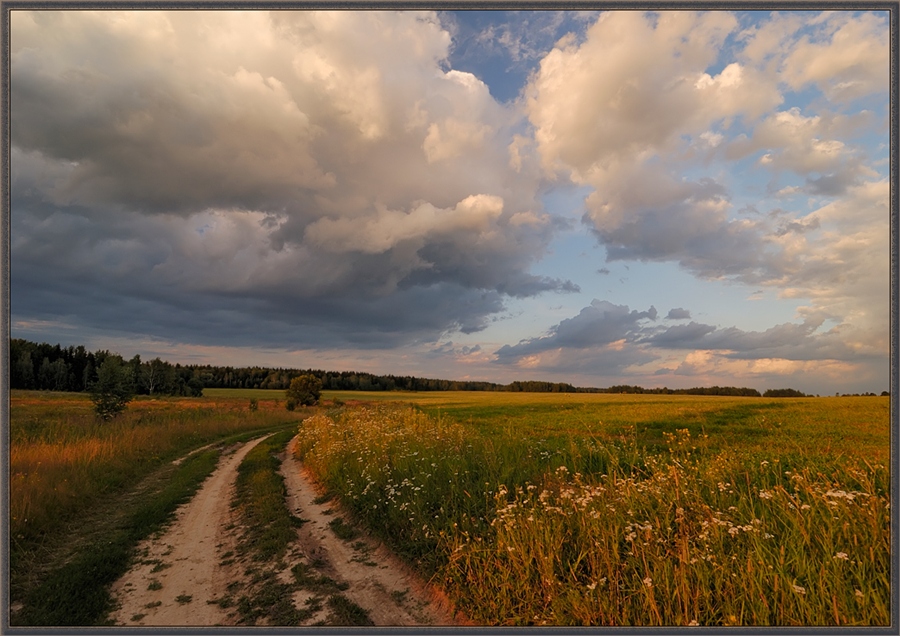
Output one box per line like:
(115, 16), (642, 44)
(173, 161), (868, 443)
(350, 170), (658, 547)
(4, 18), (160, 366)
(109, 433), (456, 627)
(278, 436), (457, 626)
(109, 436), (270, 626)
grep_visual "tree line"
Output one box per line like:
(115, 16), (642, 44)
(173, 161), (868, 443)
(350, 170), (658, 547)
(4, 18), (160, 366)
(10, 339), (203, 397)
(9, 338), (837, 398)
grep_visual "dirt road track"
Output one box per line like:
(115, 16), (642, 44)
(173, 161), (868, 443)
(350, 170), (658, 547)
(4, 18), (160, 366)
(279, 436), (456, 625)
(109, 434), (456, 626)
(110, 436), (269, 626)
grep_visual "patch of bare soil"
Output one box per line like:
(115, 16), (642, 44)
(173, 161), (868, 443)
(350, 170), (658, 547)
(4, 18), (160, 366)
(109, 436), (269, 626)
(109, 433), (458, 627)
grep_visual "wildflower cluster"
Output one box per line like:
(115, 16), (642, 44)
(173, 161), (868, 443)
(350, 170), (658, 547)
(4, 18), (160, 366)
(294, 405), (485, 564)
(293, 405), (890, 627)
(441, 430), (890, 626)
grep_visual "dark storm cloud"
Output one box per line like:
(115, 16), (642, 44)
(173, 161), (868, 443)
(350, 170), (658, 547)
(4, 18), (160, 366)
(10, 11), (578, 351)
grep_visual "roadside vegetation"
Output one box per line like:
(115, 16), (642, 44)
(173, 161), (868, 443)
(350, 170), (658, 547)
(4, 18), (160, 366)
(15, 449), (221, 626)
(9, 390), (301, 625)
(293, 394), (890, 626)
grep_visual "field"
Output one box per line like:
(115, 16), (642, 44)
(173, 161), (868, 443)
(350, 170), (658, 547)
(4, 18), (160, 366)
(8, 389), (301, 622)
(7, 388), (891, 626)
(294, 391), (891, 626)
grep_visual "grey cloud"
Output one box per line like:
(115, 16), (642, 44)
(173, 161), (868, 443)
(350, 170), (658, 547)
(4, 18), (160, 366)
(585, 185), (785, 284)
(645, 318), (868, 361)
(645, 321), (717, 346)
(806, 173), (858, 196)
(775, 216), (820, 236)
(494, 299), (657, 362)
(665, 307), (691, 320)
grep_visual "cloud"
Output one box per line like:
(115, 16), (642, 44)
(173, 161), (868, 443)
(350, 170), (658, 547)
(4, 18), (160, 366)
(779, 12), (889, 103)
(525, 10), (887, 370)
(10, 10), (576, 350)
(495, 299), (657, 363)
(490, 295), (880, 392)
(665, 308), (691, 320)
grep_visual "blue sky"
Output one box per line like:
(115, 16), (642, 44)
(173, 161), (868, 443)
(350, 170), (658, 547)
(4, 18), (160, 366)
(9, 10), (891, 394)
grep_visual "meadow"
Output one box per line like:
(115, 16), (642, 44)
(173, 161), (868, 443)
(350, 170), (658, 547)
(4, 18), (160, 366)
(7, 388), (891, 626)
(8, 389), (301, 623)
(294, 391), (891, 626)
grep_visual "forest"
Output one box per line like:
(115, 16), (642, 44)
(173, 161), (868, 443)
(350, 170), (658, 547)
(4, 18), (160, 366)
(9, 338), (823, 397)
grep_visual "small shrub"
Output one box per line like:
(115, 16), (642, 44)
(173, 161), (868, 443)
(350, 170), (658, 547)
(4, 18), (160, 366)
(286, 375), (322, 407)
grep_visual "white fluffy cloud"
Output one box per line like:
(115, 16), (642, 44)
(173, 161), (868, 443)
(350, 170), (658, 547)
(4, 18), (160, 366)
(524, 10), (888, 381)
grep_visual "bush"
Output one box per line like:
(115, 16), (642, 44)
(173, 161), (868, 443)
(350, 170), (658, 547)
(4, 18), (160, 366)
(286, 375), (322, 407)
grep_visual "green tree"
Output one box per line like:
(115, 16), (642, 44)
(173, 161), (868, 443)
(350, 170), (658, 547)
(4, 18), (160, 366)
(14, 350), (34, 389)
(90, 356), (134, 420)
(286, 374), (322, 408)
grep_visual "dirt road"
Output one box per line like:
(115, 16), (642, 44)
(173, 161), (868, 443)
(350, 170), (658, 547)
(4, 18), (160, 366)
(109, 434), (455, 626)
(109, 436), (269, 626)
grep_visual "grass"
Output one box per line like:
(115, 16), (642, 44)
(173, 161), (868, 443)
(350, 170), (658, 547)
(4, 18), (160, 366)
(14, 448), (221, 626)
(9, 389), (301, 625)
(293, 396), (890, 626)
(10, 390), (301, 556)
(328, 517), (360, 542)
(230, 429), (321, 625)
(232, 429), (304, 562)
(326, 594), (374, 625)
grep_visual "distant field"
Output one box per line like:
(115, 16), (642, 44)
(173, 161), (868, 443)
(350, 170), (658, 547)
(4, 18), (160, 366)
(203, 388), (286, 400)
(293, 393), (891, 626)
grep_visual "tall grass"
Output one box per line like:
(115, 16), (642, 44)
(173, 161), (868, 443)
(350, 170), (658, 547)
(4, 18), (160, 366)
(9, 391), (300, 556)
(16, 449), (222, 626)
(293, 402), (890, 626)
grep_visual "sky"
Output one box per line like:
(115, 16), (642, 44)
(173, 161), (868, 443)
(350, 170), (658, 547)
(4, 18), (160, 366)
(8, 9), (892, 395)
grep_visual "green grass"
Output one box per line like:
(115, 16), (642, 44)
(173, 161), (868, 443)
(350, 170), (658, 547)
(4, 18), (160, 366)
(204, 388), (287, 400)
(293, 398), (890, 626)
(230, 428), (327, 626)
(14, 448), (221, 626)
(232, 429), (303, 562)
(326, 594), (374, 625)
(328, 517), (360, 542)
(9, 390), (301, 625)
(10, 390), (301, 556)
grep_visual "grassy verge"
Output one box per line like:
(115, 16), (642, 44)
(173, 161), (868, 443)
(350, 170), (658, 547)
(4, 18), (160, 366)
(10, 390), (301, 561)
(14, 448), (222, 626)
(293, 402), (890, 626)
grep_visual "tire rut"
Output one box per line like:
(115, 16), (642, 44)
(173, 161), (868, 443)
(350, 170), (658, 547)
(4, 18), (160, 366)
(278, 435), (457, 626)
(109, 436), (270, 626)
(108, 432), (457, 626)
